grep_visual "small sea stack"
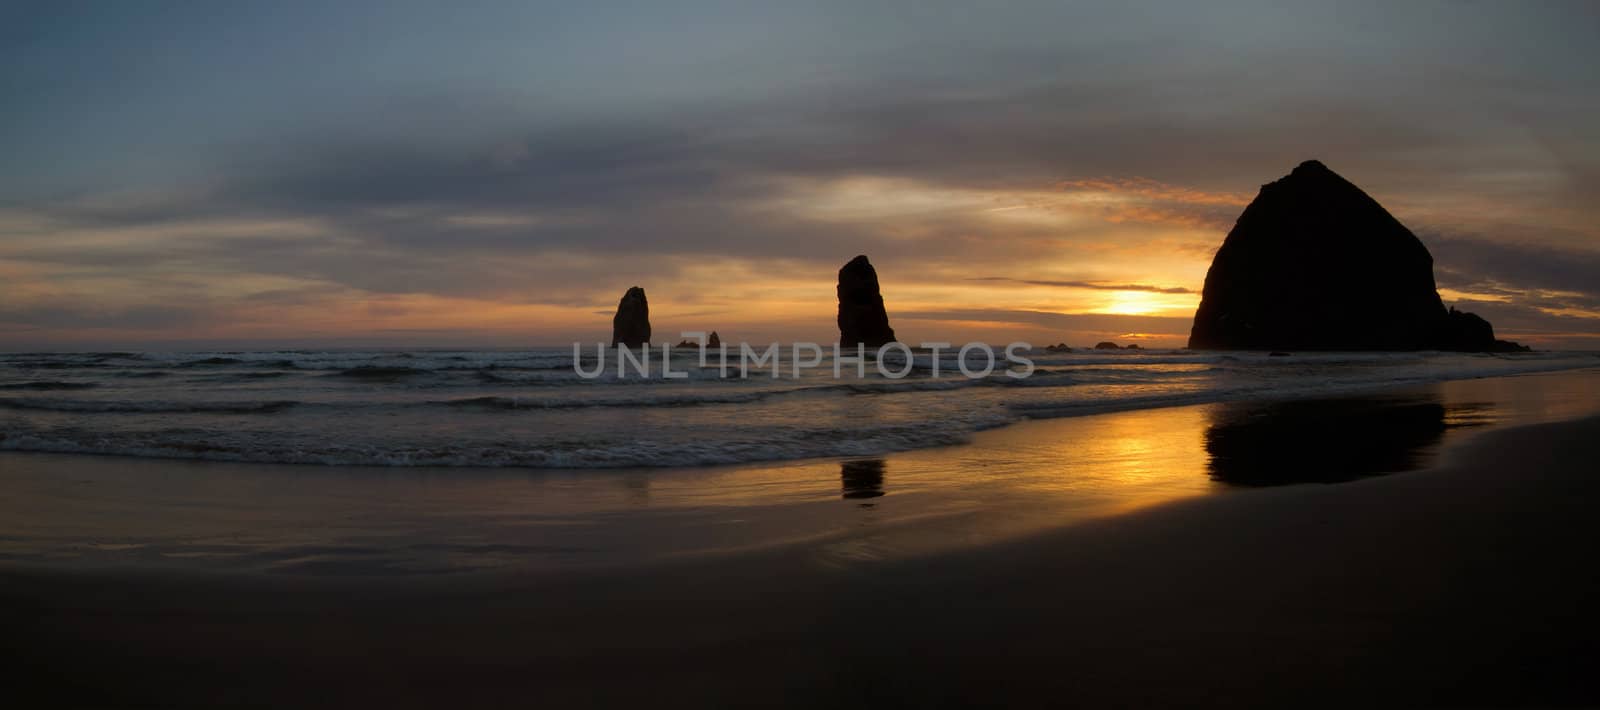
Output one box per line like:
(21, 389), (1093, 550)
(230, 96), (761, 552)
(837, 255), (897, 348)
(675, 331), (723, 349)
(611, 286), (651, 347)
(1188, 160), (1526, 352)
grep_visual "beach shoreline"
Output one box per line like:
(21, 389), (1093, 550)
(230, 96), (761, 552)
(5, 372), (1600, 706)
(3, 367), (1598, 578)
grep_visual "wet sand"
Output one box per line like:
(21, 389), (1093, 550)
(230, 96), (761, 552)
(4, 372), (1600, 706)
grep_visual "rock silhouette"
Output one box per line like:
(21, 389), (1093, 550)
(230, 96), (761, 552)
(611, 287), (651, 347)
(1189, 160), (1526, 352)
(1439, 308), (1526, 352)
(837, 255), (897, 348)
(677, 331), (723, 350)
(1094, 341), (1121, 350)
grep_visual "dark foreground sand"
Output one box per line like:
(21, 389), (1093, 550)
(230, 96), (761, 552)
(5, 414), (1599, 708)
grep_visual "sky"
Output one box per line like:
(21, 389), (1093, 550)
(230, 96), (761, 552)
(3, 0), (1599, 350)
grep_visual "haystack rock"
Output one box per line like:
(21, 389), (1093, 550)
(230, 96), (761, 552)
(1188, 160), (1526, 352)
(837, 255), (897, 348)
(611, 286), (651, 347)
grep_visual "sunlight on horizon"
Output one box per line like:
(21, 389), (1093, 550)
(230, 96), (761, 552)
(1091, 290), (1194, 317)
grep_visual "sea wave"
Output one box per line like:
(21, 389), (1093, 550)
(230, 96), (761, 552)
(1011, 358), (1600, 420)
(0, 417), (1012, 468)
(436, 391), (783, 409)
(176, 356), (247, 367)
(0, 381), (99, 391)
(0, 398), (299, 414)
(329, 366), (432, 379)
(2, 348), (1596, 469)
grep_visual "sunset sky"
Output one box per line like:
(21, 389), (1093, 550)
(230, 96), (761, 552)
(3, 1), (1598, 349)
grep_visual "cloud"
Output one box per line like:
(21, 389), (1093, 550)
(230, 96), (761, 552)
(5, 32), (1600, 346)
(1415, 229), (1600, 346)
(967, 277), (1194, 294)
(1424, 232), (1600, 301)
(897, 308), (1193, 335)
(0, 302), (207, 332)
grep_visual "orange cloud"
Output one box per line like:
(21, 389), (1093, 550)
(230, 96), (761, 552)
(1053, 177), (1253, 207)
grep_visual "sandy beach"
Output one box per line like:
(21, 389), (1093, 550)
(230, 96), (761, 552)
(5, 370), (1600, 707)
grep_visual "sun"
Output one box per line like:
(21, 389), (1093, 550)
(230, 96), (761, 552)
(1098, 290), (1165, 316)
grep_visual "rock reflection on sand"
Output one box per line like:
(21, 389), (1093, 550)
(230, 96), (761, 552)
(1202, 392), (1495, 486)
(840, 459), (886, 503)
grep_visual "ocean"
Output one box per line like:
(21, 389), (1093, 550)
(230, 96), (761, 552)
(2, 347), (1597, 469)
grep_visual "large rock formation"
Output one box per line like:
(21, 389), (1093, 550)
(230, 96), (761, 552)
(837, 255), (897, 348)
(1188, 160), (1526, 352)
(611, 286), (651, 347)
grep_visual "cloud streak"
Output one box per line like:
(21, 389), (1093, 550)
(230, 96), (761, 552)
(967, 277), (1195, 295)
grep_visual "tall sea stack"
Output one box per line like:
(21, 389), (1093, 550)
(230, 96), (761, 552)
(611, 286), (651, 347)
(1188, 160), (1525, 352)
(837, 255), (897, 348)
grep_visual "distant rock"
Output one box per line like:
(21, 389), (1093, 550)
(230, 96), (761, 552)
(611, 287), (651, 347)
(1269, 351), (1292, 357)
(674, 331), (722, 350)
(1093, 341), (1121, 350)
(1044, 343), (1072, 353)
(1124, 343), (1142, 350)
(837, 255), (897, 348)
(1188, 160), (1526, 352)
